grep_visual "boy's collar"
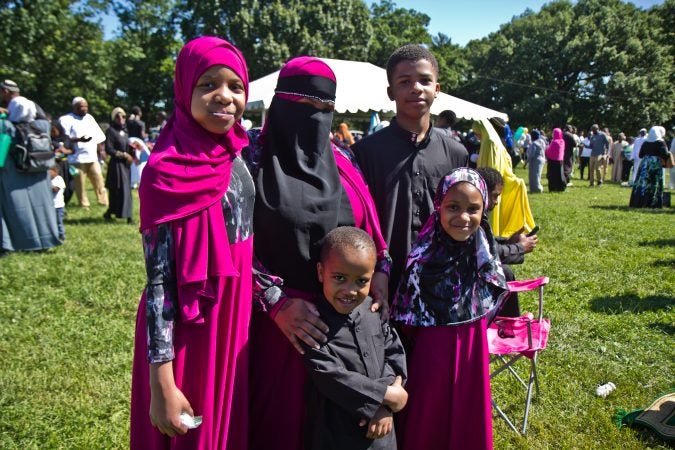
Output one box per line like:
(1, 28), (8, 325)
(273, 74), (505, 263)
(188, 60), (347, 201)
(315, 294), (366, 322)
(391, 118), (433, 148)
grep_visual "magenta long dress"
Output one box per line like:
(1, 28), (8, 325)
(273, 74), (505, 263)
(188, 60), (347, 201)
(397, 320), (493, 450)
(130, 236), (252, 450)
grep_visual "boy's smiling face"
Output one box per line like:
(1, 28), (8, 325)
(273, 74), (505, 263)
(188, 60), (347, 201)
(387, 58), (440, 122)
(317, 246), (375, 315)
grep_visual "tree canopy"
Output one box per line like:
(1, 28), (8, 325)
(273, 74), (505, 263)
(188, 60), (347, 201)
(459, 0), (673, 133)
(0, 0), (671, 133)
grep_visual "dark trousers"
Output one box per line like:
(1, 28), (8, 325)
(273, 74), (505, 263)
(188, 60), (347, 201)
(579, 156), (590, 180)
(621, 160), (633, 182)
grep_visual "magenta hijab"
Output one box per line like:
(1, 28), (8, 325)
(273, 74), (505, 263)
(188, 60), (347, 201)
(545, 128), (565, 161)
(139, 36), (249, 322)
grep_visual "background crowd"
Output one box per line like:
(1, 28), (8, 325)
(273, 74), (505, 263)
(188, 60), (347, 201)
(0, 80), (170, 256)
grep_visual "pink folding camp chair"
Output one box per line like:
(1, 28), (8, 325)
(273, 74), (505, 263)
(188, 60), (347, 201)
(488, 276), (551, 435)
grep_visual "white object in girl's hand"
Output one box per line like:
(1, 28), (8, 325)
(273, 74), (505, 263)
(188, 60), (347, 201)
(179, 412), (203, 429)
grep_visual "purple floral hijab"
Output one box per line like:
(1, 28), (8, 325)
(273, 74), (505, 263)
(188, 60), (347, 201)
(391, 167), (507, 326)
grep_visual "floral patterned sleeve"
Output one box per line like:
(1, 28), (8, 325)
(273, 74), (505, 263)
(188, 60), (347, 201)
(142, 223), (178, 364)
(252, 256), (287, 313)
(375, 250), (392, 276)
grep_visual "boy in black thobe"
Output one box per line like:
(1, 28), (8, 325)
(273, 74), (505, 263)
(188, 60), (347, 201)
(302, 227), (408, 450)
(353, 44), (468, 294)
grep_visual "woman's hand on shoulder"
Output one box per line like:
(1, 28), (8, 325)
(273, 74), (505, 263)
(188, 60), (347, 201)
(369, 271), (389, 318)
(273, 297), (328, 354)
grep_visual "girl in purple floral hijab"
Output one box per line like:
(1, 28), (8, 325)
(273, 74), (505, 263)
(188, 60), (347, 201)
(392, 167), (507, 450)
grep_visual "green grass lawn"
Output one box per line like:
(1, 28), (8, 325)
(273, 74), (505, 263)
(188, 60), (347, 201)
(0, 168), (673, 449)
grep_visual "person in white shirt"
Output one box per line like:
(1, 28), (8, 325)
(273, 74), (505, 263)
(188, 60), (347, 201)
(630, 128), (647, 185)
(578, 132), (592, 180)
(0, 79), (37, 123)
(58, 97), (107, 208)
(49, 165), (66, 241)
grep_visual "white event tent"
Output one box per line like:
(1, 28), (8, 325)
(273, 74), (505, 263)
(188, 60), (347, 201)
(246, 57), (508, 122)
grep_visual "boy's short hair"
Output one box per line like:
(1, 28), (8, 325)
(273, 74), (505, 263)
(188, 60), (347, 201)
(49, 164), (60, 173)
(386, 44), (439, 84)
(320, 226), (376, 263)
(131, 105), (142, 116)
(476, 167), (503, 192)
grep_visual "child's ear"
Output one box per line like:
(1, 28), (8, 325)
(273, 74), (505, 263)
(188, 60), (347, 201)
(387, 86), (394, 101)
(434, 81), (440, 98)
(316, 262), (324, 283)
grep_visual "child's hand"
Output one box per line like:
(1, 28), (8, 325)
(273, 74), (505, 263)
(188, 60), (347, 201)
(383, 375), (408, 412)
(150, 382), (193, 437)
(149, 362), (194, 437)
(507, 227), (525, 244)
(363, 406), (393, 439)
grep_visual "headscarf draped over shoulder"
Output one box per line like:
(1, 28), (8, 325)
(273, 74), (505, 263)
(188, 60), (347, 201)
(391, 167), (507, 327)
(545, 128), (565, 161)
(138, 36), (249, 323)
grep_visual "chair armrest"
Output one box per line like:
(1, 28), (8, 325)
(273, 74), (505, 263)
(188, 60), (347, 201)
(506, 276), (549, 293)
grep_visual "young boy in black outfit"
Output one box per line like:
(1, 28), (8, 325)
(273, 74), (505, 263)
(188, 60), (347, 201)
(353, 44), (468, 294)
(302, 226), (408, 450)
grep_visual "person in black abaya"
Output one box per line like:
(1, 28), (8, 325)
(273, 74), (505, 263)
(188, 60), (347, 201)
(103, 107), (134, 223)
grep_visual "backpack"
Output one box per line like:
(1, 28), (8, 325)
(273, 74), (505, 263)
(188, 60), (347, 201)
(12, 104), (54, 173)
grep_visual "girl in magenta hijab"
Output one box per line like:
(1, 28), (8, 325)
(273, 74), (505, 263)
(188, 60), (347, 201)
(244, 56), (392, 450)
(545, 127), (567, 192)
(130, 36), (252, 450)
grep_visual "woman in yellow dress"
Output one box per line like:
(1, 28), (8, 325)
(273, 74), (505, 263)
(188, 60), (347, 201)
(473, 118), (536, 237)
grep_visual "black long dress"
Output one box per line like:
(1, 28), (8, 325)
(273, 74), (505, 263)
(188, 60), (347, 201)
(546, 159), (567, 191)
(104, 124), (133, 218)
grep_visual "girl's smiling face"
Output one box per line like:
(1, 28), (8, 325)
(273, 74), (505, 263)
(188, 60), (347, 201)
(439, 181), (484, 241)
(191, 64), (246, 134)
